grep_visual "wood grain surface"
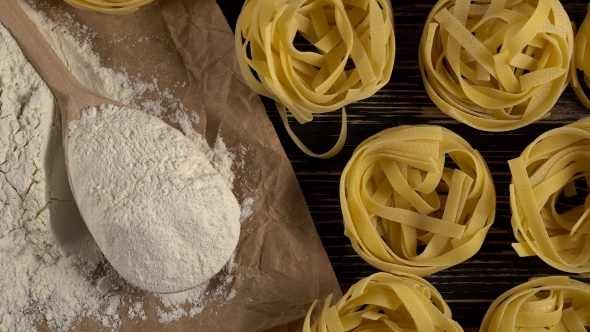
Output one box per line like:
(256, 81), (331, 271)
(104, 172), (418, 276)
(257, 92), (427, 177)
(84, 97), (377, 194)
(217, 0), (590, 329)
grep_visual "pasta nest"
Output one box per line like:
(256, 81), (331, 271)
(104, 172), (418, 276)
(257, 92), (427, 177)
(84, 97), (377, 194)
(235, 0), (395, 158)
(419, 0), (574, 132)
(571, 4), (590, 109)
(63, 0), (153, 15)
(481, 276), (590, 331)
(340, 125), (495, 276)
(303, 272), (463, 332)
(509, 117), (590, 275)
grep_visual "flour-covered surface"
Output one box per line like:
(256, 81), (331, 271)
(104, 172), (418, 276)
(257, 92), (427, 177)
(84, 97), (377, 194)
(0, 21), (116, 332)
(0, 0), (340, 331)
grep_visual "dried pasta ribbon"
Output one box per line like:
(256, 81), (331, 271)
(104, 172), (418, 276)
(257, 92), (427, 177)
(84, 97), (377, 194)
(62, 0), (153, 15)
(303, 272), (464, 332)
(509, 117), (590, 275)
(419, 0), (574, 132)
(340, 125), (495, 276)
(571, 4), (590, 109)
(481, 276), (590, 331)
(235, 0), (395, 158)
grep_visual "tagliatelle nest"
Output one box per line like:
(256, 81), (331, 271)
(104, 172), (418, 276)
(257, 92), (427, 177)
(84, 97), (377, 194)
(419, 0), (574, 131)
(304, 272), (463, 332)
(340, 125), (495, 276)
(509, 117), (590, 275)
(63, 0), (154, 15)
(571, 4), (590, 109)
(235, 0), (395, 158)
(481, 276), (590, 331)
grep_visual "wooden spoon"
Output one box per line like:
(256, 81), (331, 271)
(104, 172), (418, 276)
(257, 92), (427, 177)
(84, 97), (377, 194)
(0, 0), (185, 293)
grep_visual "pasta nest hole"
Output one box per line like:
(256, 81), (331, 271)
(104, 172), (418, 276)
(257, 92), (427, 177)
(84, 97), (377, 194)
(481, 276), (590, 331)
(510, 118), (590, 274)
(419, 0), (574, 131)
(235, 0), (396, 122)
(303, 272), (463, 332)
(340, 125), (495, 276)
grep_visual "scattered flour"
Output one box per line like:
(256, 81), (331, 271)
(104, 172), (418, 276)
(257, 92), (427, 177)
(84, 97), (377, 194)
(127, 302), (147, 321)
(0, 21), (121, 332)
(68, 104), (241, 293)
(240, 197), (255, 223)
(155, 253), (238, 323)
(173, 110), (236, 188)
(0, 1), (252, 331)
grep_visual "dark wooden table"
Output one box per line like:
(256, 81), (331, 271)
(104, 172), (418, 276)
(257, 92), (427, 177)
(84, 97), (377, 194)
(217, 1), (590, 329)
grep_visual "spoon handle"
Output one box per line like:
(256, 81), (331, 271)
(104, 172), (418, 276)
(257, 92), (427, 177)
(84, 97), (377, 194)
(0, 0), (84, 108)
(0, 0), (117, 140)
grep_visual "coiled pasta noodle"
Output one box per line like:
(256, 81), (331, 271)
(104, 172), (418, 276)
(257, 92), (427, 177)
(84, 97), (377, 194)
(481, 276), (590, 331)
(235, 0), (395, 158)
(509, 117), (590, 275)
(303, 272), (463, 332)
(571, 3), (590, 109)
(63, 0), (153, 15)
(340, 125), (495, 276)
(419, 0), (574, 132)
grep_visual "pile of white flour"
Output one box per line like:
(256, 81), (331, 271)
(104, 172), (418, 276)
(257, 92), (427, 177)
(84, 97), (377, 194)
(0, 1), (252, 331)
(67, 104), (241, 294)
(0, 20), (102, 332)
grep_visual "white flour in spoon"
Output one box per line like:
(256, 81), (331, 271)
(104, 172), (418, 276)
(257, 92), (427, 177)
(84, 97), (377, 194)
(67, 104), (241, 294)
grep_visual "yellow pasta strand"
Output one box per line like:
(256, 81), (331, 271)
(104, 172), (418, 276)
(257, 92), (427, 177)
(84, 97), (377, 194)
(235, 0), (395, 158)
(481, 276), (590, 331)
(510, 117), (590, 275)
(419, 0), (574, 132)
(571, 3), (590, 109)
(63, 0), (153, 15)
(340, 125), (495, 276)
(303, 272), (464, 332)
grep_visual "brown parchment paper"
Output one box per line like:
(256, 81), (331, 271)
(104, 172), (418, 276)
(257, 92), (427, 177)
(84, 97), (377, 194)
(29, 0), (342, 330)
